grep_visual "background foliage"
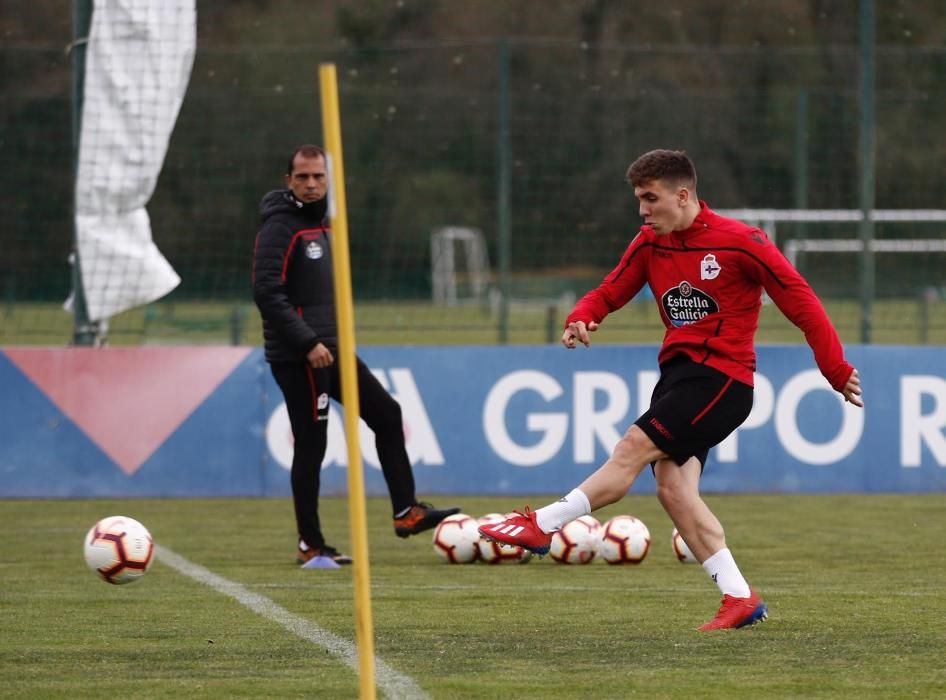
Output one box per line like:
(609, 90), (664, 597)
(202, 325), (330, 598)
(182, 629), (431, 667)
(2, 1), (945, 343)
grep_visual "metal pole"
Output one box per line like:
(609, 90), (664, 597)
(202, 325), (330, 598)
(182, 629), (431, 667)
(496, 37), (512, 344)
(793, 87), (810, 274)
(794, 87), (809, 211)
(858, 0), (876, 343)
(545, 304), (557, 344)
(71, 0), (98, 345)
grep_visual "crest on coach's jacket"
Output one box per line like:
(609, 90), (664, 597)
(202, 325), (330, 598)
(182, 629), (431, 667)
(700, 253), (721, 280)
(305, 241), (323, 259)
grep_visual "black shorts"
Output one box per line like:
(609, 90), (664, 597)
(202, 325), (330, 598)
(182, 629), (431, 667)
(634, 356), (753, 468)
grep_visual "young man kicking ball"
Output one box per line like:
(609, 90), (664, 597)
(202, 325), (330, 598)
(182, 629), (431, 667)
(480, 149), (863, 630)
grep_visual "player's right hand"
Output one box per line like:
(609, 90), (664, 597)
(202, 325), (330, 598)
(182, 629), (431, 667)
(306, 342), (335, 368)
(562, 320), (599, 349)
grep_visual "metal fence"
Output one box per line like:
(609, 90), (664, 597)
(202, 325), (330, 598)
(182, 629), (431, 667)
(3, 38), (946, 345)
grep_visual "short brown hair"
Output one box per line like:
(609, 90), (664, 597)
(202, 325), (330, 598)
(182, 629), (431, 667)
(626, 149), (697, 190)
(286, 144), (326, 175)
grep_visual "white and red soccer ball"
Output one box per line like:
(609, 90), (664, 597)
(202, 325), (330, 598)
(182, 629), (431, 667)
(549, 515), (600, 564)
(671, 527), (699, 563)
(596, 515), (651, 565)
(432, 513), (480, 563)
(476, 513), (532, 564)
(83, 516), (154, 585)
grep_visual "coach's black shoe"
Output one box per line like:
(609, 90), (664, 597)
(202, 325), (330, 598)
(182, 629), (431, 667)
(394, 502), (461, 538)
(298, 543), (352, 566)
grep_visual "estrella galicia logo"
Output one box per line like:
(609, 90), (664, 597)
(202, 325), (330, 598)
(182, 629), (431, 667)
(661, 281), (719, 327)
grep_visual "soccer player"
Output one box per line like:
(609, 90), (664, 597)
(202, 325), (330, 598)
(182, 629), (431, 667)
(252, 144), (459, 566)
(480, 149), (863, 630)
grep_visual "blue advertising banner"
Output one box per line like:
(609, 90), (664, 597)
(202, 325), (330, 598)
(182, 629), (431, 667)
(1, 345), (944, 497)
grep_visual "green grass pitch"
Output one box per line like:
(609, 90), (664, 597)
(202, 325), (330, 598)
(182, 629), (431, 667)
(2, 494), (945, 698)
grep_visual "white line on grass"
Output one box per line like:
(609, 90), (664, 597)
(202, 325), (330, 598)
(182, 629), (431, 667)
(155, 544), (429, 700)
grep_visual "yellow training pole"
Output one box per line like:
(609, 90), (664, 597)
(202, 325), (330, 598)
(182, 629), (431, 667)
(318, 62), (376, 700)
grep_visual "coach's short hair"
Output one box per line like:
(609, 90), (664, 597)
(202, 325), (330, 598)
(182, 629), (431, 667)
(286, 144), (327, 175)
(626, 149), (697, 190)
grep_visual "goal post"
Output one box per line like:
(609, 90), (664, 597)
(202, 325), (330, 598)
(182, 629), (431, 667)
(717, 208), (946, 343)
(430, 226), (491, 305)
(783, 238), (946, 268)
(716, 208), (946, 243)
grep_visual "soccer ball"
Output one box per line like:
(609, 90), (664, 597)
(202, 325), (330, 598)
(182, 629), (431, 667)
(671, 527), (699, 563)
(549, 515), (600, 564)
(476, 513), (532, 564)
(83, 516), (154, 585)
(432, 513), (480, 564)
(596, 515), (651, 565)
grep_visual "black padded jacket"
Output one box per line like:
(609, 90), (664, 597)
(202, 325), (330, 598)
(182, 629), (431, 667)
(252, 189), (336, 363)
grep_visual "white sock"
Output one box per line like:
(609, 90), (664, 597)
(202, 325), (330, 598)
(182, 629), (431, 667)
(535, 488), (591, 533)
(299, 540), (310, 552)
(702, 547), (751, 598)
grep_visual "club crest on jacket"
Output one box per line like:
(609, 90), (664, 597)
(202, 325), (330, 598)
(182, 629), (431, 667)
(305, 241), (323, 259)
(700, 253), (721, 280)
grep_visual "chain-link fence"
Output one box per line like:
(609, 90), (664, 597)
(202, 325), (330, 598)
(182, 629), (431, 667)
(4, 36), (946, 345)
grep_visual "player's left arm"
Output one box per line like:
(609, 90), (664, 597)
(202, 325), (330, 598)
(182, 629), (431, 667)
(841, 368), (864, 407)
(751, 233), (863, 407)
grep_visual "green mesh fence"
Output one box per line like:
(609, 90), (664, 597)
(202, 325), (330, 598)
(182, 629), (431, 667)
(3, 38), (946, 345)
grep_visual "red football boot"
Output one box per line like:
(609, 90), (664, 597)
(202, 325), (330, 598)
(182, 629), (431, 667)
(698, 590), (768, 631)
(477, 507), (552, 555)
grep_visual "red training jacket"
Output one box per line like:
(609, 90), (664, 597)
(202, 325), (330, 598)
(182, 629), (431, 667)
(566, 202), (854, 390)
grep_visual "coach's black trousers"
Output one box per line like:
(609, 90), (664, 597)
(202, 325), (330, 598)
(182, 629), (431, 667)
(270, 356), (417, 549)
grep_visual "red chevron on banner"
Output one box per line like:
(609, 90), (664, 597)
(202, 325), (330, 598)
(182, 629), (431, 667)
(4, 347), (252, 475)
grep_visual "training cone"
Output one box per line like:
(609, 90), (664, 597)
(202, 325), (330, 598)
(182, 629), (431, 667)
(302, 556), (341, 569)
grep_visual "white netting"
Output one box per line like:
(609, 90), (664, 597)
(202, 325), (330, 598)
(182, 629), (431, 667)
(71, 0), (196, 324)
